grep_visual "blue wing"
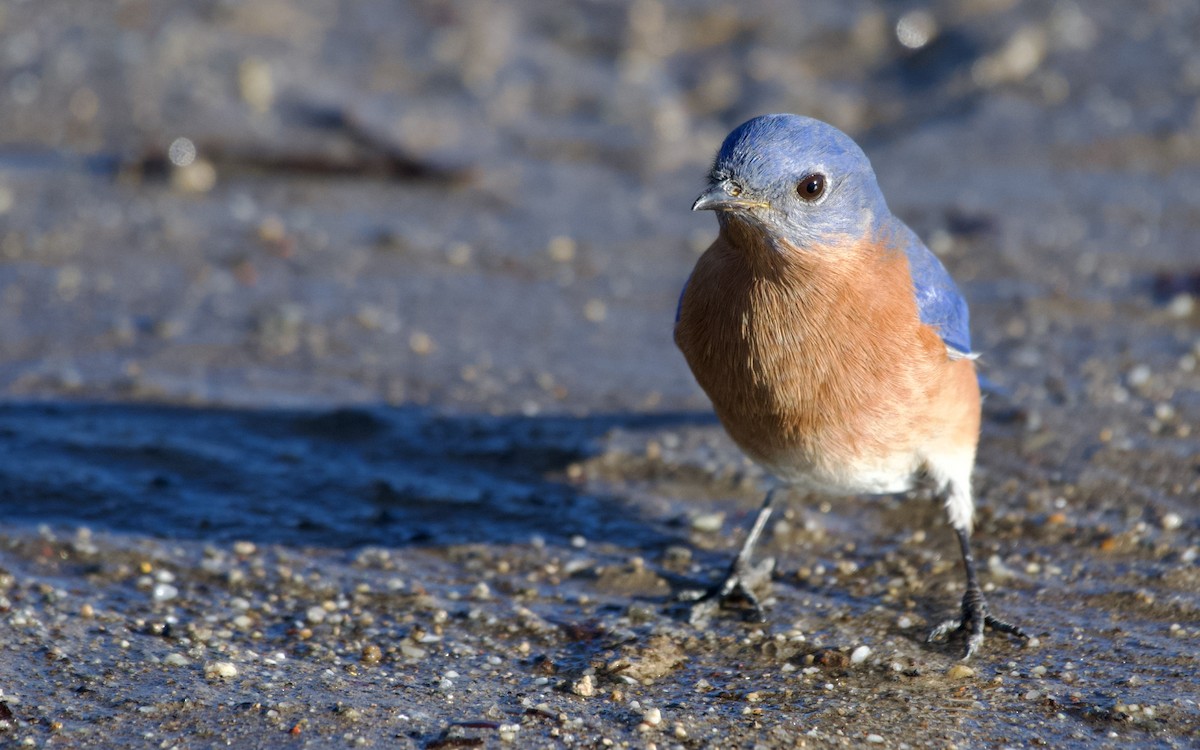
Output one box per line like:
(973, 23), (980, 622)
(901, 230), (972, 355)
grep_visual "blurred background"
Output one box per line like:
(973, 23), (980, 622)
(0, 2), (1198, 746)
(0, 0), (1196, 416)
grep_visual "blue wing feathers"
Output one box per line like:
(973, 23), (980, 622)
(901, 232), (972, 354)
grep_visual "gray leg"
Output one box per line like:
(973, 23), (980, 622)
(683, 488), (779, 624)
(928, 524), (1028, 659)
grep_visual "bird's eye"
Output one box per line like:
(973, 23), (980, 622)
(727, 181), (743, 197)
(797, 173), (826, 201)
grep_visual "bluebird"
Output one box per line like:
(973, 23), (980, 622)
(674, 114), (1027, 658)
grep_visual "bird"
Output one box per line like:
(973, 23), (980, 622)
(673, 113), (1026, 659)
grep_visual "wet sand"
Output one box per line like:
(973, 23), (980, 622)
(0, 1), (1198, 747)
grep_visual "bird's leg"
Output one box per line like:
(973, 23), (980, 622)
(928, 524), (1028, 659)
(683, 488), (778, 625)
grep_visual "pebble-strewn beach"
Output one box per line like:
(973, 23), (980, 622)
(0, 1), (1198, 747)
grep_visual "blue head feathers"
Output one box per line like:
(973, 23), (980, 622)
(691, 114), (973, 355)
(693, 114), (890, 246)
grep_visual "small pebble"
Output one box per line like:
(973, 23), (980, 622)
(172, 159), (217, 194)
(396, 641), (425, 660)
(1168, 293), (1194, 318)
(258, 215), (287, 244)
(233, 541), (256, 556)
(205, 661), (238, 680)
(895, 10), (937, 50)
(164, 653), (190, 667)
(642, 707), (662, 726)
(1127, 364), (1152, 388)
(850, 645), (871, 665)
(571, 675), (596, 697)
(167, 137), (196, 167)
(445, 242), (472, 266)
(690, 512), (725, 533)
(583, 299), (607, 323)
(361, 644), (383, 665)
(238, 57), (275, 113)
(409, 331), (435, 355)
(1161, 513), (1183, 531)
(946, 664), (975, 680)
(547, 236), (576, 263)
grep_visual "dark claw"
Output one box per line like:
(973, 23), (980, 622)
(679, 489), (780, 626)
(928, 586), (1028, 659)
(680, 557), (774, 625)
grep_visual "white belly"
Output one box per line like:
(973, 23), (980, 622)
(760, 449), (922, 496)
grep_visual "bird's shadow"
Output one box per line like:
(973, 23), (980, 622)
(0, 401), (716, 551)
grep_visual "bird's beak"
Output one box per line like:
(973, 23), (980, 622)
(691, 184), (767, 212)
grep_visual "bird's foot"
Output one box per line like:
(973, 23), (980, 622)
(679, 556), (775, 625)
(927, 586), (1028, 659)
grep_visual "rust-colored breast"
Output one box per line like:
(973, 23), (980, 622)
(674, 225), (979, 488)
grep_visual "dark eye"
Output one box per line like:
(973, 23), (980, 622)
(727, 181), (743, 197)
(797, 173), (825, 201)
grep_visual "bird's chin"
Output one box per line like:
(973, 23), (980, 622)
(716, 206), (777, 234)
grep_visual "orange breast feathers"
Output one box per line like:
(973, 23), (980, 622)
(674, 228), (980, 482)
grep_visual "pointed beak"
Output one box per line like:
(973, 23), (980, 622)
(691, 184), (767, 212)
(691, 184), (731, 212)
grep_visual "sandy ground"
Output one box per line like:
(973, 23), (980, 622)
(0, 0), (1198, 747)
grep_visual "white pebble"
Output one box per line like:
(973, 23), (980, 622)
(152, 583), (179, 602)
(164, 653), (190, 667)
(690, 512), (725, 533)
(1168, 293), (1194, 318)
(850, 645), (872, 664)
(205, 661), (238, 679)
(1161, 513), (1183, 531)
(306, 606), (326, 624)
(232, 541), (256, 556)
(1127, 364), (1152, 387)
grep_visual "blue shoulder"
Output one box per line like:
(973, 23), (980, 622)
(900, 229), (972, 355)
(675, 272), (692, 324)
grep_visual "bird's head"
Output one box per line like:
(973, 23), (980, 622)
(694, 114), (889, 250)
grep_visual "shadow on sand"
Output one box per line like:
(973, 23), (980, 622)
(0, 401), (717, 551)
